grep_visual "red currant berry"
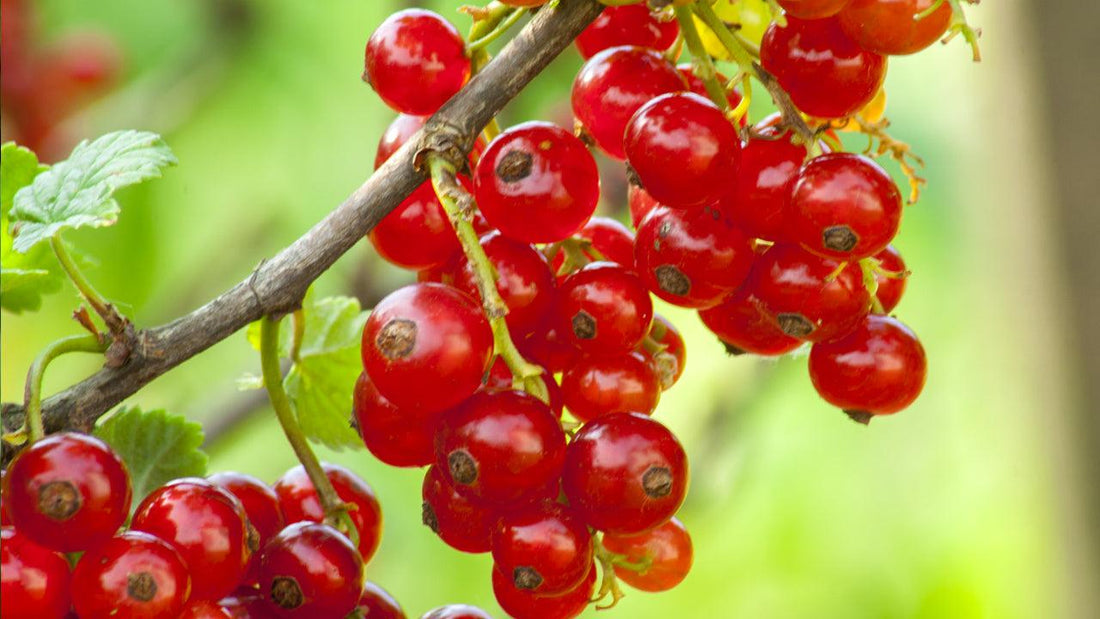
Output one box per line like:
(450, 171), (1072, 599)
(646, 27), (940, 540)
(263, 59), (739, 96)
(872, 244), (907, 312)
(258, 522), (363, 618)
(558, 261), (653, 354)
(839, 0), (952, 55)
(217, 587), (271, 618)
(273, 463), (383, 564)
(699, 283), (802, 356)
(491, 501), (593, 596)
(649, 314), (687, 389)
(363, 9), (469, 115)
(791, 153), (902, 260)
(132, 478), (252, 601)
(777, 0), (852, 19)
(357, 581), (406, 619)
(628, 183), (660, 228)
(731, 116), (808, 242)
(369, 181), (463, 271)
(484, 359), (565, 419)
(808, 314), (927, 419)
(353, 372), (436, 468)
(575, 4), (679, 59)
(634, 205), (755, 308)
(361, 283), (493, 413)
(602, 517), (693, 592)
(516, 319), (582, 375)
(72, 530), (191, 619)
(491, 558), (596, 619)
(375, 114), (427, 170)
(752, 243), (870, 342)
(180, 600), (235, 618)
(562, 413), (688, 535)
(474, 121), (599, 244)
(1, 526), (71, 619)
(421, 465), (498, 553)
(449, 231), (556, 336)
(625, 92), (741, 209)
(561, 351), (661, 422)
(677, 64), (745, 113)
(761, 16), (885, 119)
(577, 216), (636, 269)
(435, 390), (566, 505)
(421, 604), (492, 619)
(209, 471), (285, 584)
(572, 46), (685, 159)
(3, 431), (131, 553)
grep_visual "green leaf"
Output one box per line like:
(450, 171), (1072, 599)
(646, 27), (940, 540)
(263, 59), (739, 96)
(93, 407), (209, 507)
(9, 130), (177, 252)
(1, 143), (60, 313)
(1, 142), (48, 216)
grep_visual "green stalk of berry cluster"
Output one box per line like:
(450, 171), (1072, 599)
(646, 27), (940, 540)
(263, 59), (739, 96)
(592, 533), (653, 610)
(673, 5), (730, 111)
(259, 314), (359, 547)
(50, 234), (128, 335)
(464, 2), (526, 142)
(21, 334), (110, 443)
(427, 155), (549, 404)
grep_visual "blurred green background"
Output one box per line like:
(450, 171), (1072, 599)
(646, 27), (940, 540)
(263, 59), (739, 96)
(2, 1), (1093, 618)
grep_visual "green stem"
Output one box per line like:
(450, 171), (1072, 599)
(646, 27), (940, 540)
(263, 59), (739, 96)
(945, 0), (982, 62)
(859, 258), (886, 315)
(289, 309), (305, 364)
(466, 7), (525, 53)
(24, 334), (108, 442)
(427, 155), (548, 403)
(260, 315), (359, 546)
(674, 5), (730, 111)
(50, 234), (125, 332)
(591, 533), (651, 610)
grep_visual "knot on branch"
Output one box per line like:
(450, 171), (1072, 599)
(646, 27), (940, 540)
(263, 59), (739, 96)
(414, 118), (475, 174)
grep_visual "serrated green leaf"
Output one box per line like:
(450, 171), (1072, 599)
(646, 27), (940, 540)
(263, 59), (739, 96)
(9, 130), (176, 252)
(1, 142), (48, 216)
(93, 407), (209, 507)
(1, 142), (59, 313)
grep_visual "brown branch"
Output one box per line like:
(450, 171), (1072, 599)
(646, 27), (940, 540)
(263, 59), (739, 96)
(2, 0), (603, 440)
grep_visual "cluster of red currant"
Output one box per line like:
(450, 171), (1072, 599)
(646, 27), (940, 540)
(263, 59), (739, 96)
(0, 431), (483, 618)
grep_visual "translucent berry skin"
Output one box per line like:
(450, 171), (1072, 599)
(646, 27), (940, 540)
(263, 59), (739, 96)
(474, 121), (600, 244)
(873, 244), (907, 312)
(421, 604), (492, 619)
(752, 243), (870, 343)
(517, 320), (583, 375)
(561, 351), (661, 422)
(353, 372), (436, 468)
(131, 478), (251, 601)
(649, 314), (687, 389)
(357, 581), (406, 619)
(257, 522), (364, 619)
(572, 46), (685, 159)
(180, 600), (235, 618)
(731, 118), (807, 242)
(628, 184), (660, 228)
(434, 390), (567, 505)
(699, 284), (802, 356)
(421, 465), (497, 553)
(209, 471), (285, 585)
(72, 531), (192, 619)
(575, 4), (679, 59)
(2, 432), (131, 553)
(0, 470), (9, 526)
(562, 413), (688, 535)
(791, 153), (902, 260)
(839, 0), (952, 55)
(374, 114), (427, 169)
(0, 526), (71, 619)
(634, 205), (755, 308)
(761, 16), (886, 119)
(602, 517), (693, 592)
(808, 314), (927, 416)
(577, 216), (636, 269)
(361, 283), (493, 413)
(491, 501), (593, 596)
(217, 587), (270, 618)
(625, 92), (741, 209)
(450, 231), (556, 336)
(369, 181), (462, 271)
(273, 463), (383, 564)
(363, 9), (470, 115)
(776, 0), (852, 19)
(491, 559), (596, 619)
(558, 261), (653, 354)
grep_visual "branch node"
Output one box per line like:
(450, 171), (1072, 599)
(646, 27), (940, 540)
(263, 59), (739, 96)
(414, 118), (474, 173)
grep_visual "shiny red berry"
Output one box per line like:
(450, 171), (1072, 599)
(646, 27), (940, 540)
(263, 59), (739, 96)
(353, 371), (436, 468)
(361, 283), (494, 413)
(0, 526), (71, 619)
(273, 463), (383, 564)
(561, 351), (661, 422)
(677, 64), (745, 113)
(839, 0), (953, 55)
(872, 244), (907, 312)
(562, 413), (688, 535)
(649, 314), (687, 389)
(575, 4), (679, 59)
(209, 471), (285, 584)
(602, 517), (693, 592)
(491, 501), (593, 596)
(421, 604), (492, 619)
(558, 261), (653, 354)
(421, 465), (497, 553)
(731, 116), (807, 242)
(777, 0), (852, 19)
(484, 359), (565, 419)
(3, 432), (131, 553)
(699, 283), (802, 356)
(516, 319), (583, 375)
(369, 181), (463, 271)
(808, 314), (927, 419)
(72, 530), (192, 619)
(179, 599), (235, 618)
(491, 558), (596, 619)
(628, 183), (660, 228)
(374, 114), (427, 169)
(357, 581), (406, 619)
(363, 9), (470, 115)
(576, 216), (636, 269)
(474, 121), (600, 244)
(572, 46), (685, 159)
(258, 522), (363, 618)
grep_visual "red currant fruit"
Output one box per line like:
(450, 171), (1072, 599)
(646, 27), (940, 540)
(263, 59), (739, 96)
(258, 522), (363, 618)
(435, 390), (566, 505)
(132, 478), (251, 601)
(677, 64), (745, 113)
(474, 121), (600, 243)
(491, 501), (593, 596)
(602, 517), (693, 592)
(628, 183), (660, 228)
(180, 600), (235, 618)
(731, 115), (808, 242)
(575, 4), (679, 59)
(791, 152), (902, 260)
(421, 465), (498, 553)
(576, 216), (636, 269)
(353, 371), (436, 468)
(218, 587), (271, 618)
(761, 16), (885, 119)
(0, 470), (9, 527)
(625, 92), (741, 209)
(209, 471), (285, 584)
(808, 314), (927, 419)
(752, 243), (870, 342)
(572, 46), (685, 159)
(558, 261), (653, 354)
(375, 114), (426, 169)
(777, 0), (852, 19)
(491, 558), (596, 619)
(516, 319), (582, 375)
(357, 581), (406, 619)
(562, 412), (688, 535)
(484, 359), (565, 419)
(561, 351), (661, 422)
(649, 314), (687, 389)
(3, 431), (131, 553)
(634, 205), (755, 308)
(361, 283), (493, 413)
(421, 604), (492, 619)
(363, 9), (469, 115)
(872, 244), (907, 312)
(699, 283), (802, 356)
(0, 526), (71, 619)
(72, 530), (192, 619)
(369, 181), (463, 271)
(273, 463), (383, 564)
(839, 0), (953, 55)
